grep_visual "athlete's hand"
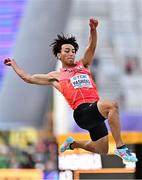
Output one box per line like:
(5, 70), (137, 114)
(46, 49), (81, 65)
(89, 18), (98, 31)
(4, 58), (15, 66)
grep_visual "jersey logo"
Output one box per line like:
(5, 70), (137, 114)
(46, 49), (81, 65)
(71, 74), (93, 89)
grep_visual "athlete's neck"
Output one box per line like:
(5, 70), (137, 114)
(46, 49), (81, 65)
(62, 63), (77, 69)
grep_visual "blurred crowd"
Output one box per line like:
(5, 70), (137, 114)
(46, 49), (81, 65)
(0, 133), (58, 171)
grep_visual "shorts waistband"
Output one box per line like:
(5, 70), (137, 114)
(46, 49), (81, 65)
(75, 102), (97, 111)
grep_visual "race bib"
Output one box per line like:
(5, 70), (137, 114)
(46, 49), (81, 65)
(71, 74), (93, 89)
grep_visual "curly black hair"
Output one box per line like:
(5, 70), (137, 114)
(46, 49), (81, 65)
(50, 33), (79, 58)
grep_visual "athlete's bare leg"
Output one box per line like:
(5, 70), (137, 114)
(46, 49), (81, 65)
(61, 100), (124, 154)
(97, 100), (124, 148)
(71, 100), (123, 153)
(71, 135), (109, 154)
(60, 100), (137, 162)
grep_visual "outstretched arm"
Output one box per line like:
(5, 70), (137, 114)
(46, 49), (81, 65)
(80, 18), (98, 68)
(4, 58), (58, 85)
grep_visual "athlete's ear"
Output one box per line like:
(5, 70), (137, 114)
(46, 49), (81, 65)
(57, 53), (61, 60)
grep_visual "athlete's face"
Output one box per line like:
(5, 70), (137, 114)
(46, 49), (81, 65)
(58, 44), (76, 67)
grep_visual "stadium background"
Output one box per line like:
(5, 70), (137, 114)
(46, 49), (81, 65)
(0, 0), (142, 179)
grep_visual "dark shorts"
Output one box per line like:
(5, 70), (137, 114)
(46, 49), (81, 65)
(73, 102), (108, 141)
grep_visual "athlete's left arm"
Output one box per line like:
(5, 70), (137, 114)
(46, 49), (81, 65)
(80, 18), (98, 68)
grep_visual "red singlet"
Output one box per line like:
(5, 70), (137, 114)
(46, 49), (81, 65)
(58, 61), (100, 110)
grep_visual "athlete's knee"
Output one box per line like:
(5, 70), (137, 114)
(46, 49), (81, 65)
(110, 101), (119, 112)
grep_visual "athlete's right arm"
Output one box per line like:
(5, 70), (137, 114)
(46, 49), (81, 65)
(4, 58), (58, 85)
